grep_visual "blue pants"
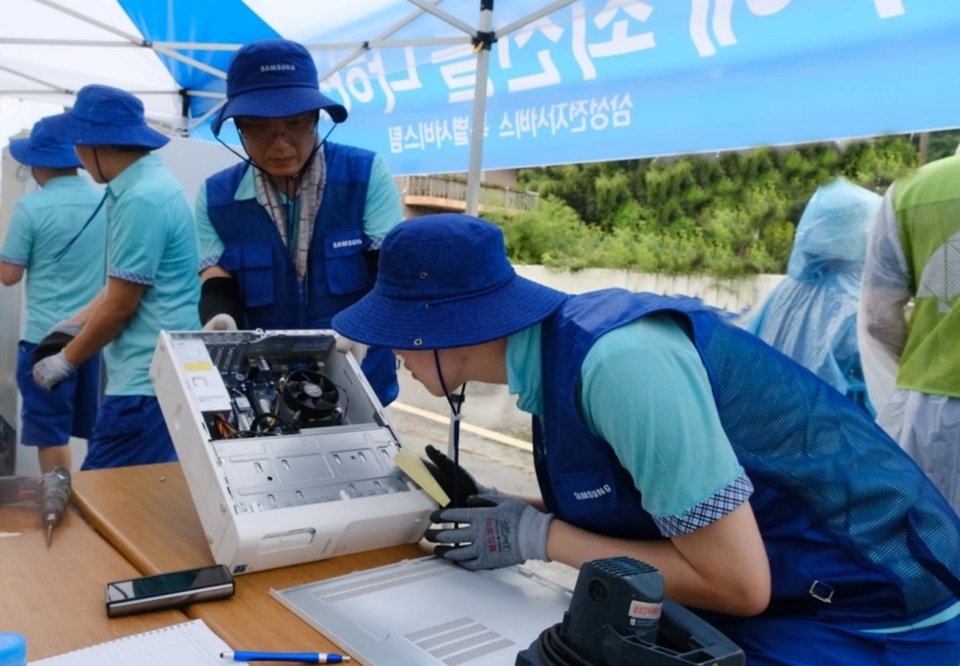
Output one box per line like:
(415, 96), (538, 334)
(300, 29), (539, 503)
(16, 341), (99, 446)
(82, 395), (177, 470)
(716, 611), (960, 665)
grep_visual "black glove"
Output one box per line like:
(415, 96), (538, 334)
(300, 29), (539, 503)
(199, 276), (243, 327)
(31, 320), (81, 367)
(422, 444), (488, 508)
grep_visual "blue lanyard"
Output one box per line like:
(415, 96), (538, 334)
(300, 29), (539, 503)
(52, 191), (108, 262)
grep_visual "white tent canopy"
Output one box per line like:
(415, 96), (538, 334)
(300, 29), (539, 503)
(0, 0), (187, 129)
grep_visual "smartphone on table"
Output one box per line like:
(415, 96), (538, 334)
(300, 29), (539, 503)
(105, 564), (235, 617)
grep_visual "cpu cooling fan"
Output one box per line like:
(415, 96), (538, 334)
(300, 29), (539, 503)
(279, 370), (342, 427)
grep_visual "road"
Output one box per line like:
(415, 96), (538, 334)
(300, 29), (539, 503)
(385, 365), (536, 495)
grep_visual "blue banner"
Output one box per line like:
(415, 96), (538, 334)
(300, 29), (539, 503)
(124, 1), (960, 175)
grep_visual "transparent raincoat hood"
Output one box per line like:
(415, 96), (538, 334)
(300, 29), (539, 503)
(787, 177), (882, 282)
(746, 178), (882, 403)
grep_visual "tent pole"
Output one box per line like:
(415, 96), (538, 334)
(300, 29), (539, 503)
(496, 0), (577, 40)
(178, 89), (190, 136)
(466, 0), (494, 217)
(0, 63), (67, 94)
(33, 0), (226, 80)
(318, 0), (448, 83)
(188, 99), (227, 132)
(406, 0), (477, 36)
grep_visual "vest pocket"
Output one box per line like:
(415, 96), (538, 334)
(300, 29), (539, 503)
(220, 243), (242, 272)
(241, 242), (275, 308)
(323, 230), (371, 295)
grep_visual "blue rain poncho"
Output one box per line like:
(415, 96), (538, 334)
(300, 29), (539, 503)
(745, 178), (882, 411)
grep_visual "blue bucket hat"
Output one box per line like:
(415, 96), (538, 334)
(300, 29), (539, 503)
(44, 85), (169, 150)
(213, 38), (348, 136)
(8, 117), (81, 169)
(332, 214), (569, 350)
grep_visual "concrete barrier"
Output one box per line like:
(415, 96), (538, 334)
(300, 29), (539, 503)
(515, 265), (785, 315)
(396, 266), (787, 446)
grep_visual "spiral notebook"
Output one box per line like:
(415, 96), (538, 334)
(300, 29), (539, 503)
(30, 619), (239, 665)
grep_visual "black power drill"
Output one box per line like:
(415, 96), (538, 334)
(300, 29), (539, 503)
(516, 557), (745, 665)
(38, 466), (72, 546)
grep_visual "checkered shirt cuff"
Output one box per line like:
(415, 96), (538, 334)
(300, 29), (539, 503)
(653, 472), (754, 537)
(109, 267), (154, 286)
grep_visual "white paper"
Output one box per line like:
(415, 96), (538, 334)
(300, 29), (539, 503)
(30, 619), (241, 666)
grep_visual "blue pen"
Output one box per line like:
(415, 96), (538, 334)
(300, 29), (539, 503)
(220, 650), (350, 663)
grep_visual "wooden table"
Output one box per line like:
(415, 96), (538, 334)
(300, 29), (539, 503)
(0, 503), (189, 661)
(71, 462), (425, 656)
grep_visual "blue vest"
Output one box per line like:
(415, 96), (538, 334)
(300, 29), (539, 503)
(205, 143), (397, 406)
(536, 289), (960, 627)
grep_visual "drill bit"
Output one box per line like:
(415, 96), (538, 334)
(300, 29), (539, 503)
(39, 467), (71, 547)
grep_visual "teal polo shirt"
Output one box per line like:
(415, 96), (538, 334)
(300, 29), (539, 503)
(104, 153), (200, 396)
(0, 175), (106, 343)
(507, 314), (960, 633)
(506, 314), (745, 529)
(194, 153), (402, 270)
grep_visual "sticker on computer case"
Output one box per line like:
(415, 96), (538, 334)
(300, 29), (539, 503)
(172, 339), (232, 412)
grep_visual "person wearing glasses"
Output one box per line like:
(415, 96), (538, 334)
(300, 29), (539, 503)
(0, 117), (106, 472)
(194, 38), (402, 407)
(31, 85), (200, 470)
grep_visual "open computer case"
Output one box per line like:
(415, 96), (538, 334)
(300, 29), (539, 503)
(151, 329), (436, 574)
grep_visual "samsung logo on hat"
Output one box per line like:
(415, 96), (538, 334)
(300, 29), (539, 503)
(260, 64), (296, 72)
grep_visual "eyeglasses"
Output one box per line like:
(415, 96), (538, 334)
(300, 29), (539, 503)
(236, 116), (318, 144)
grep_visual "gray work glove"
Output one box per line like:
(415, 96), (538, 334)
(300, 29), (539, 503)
(203, 313), (238, 331)
(426, 494), (553, 571)
(31, 319), (81, 366)
(422, 444), (494, 508)
(336, 335), (368, 365)
(32, 350), (76, 391)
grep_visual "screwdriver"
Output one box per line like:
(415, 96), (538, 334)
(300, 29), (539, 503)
(39, 466), (72, 547)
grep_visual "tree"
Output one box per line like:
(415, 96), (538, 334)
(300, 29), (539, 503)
(497, 138), (918, 278)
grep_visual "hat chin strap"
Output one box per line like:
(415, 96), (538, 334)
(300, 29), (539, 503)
(214, 123), (334, 246)
(434, 350), (468, 507)
(215, 120), (337, 195)
(92, 146), (109, 184)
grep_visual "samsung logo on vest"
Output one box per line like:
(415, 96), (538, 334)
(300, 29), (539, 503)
(332, 239), (363, 249)
(260, 64), (296, 72)
(573, 484), (612, 501)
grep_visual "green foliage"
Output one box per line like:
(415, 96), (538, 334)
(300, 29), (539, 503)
(506, 138), (919, 278)
(485, 196), (600, 270)
(913, 129), (960, 163)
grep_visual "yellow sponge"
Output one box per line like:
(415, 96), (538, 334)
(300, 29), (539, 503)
(394, 448), (449, 506)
